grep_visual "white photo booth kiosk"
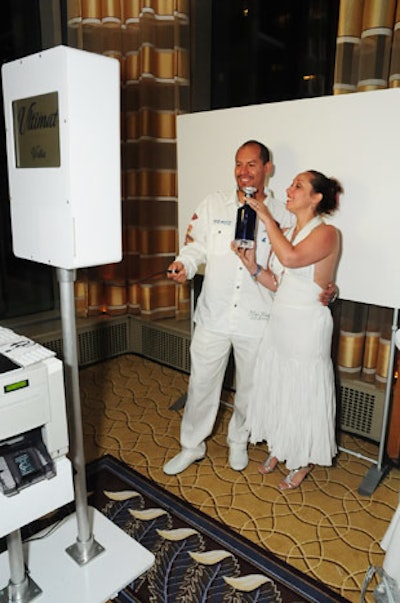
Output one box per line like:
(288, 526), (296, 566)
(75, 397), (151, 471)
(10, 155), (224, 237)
(0, 46), (154, 603)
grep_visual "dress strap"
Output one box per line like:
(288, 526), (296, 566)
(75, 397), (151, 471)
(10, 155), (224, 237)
(292, 216), (323, 244)
(269, 216), (324, 284)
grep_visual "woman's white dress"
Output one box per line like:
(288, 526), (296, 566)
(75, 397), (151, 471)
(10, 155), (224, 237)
(247, 216), (337, 470)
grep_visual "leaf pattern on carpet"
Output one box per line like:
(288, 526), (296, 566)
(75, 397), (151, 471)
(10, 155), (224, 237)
(101, 489), (144, 528)
(102, 492), (174, 595)
(175, 549), (240, 601)
(225, 575), (283, 602)
(86, 454), (353, 602)
(126, 507), (174, 596)
(129, 509), (173, 553)
(147, 528), (206, 602)
(100, 489), (285, 602)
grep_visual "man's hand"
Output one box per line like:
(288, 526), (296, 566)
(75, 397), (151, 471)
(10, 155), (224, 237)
(320, 282), (338, 306)
(167, 261), (187, 283)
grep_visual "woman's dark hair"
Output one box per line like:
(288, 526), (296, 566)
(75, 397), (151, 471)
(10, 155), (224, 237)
(240, 140), (270, 164)
(307, 170), (343, 215)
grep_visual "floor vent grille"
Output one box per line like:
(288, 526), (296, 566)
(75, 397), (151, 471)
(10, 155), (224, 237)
(36, 316), (130, 367)
(129, 317), (190, 373)
(77, 320), (129, 366)
(339, 379), (385, 442)
(41, 336), (64, 360)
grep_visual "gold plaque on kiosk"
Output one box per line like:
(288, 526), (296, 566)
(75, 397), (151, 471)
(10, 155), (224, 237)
(12, 91), (60, 168)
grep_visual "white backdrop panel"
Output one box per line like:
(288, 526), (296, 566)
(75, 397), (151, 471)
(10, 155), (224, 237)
(177, 89), (399, 309)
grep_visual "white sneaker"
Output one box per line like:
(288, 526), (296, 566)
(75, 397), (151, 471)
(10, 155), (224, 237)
(163, 449), (205, 475)
(229, 445), (248, 471)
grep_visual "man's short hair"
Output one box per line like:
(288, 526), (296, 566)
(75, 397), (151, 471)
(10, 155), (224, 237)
(240, 140), (270, 164)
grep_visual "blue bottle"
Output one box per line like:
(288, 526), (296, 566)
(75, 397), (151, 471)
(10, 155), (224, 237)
(234, 186), (257, 248)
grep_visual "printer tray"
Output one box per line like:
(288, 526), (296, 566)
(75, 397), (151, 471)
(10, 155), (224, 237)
(0, 427), (55, 496)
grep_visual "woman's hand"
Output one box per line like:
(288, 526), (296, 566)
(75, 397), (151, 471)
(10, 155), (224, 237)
(247, 198), (272, 222)
(319, 282), (338, 306)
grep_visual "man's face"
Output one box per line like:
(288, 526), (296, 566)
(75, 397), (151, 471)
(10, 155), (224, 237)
(234, 143), (271, 195)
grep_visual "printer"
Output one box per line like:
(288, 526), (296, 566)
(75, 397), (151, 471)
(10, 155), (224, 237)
(0, 327), (69, 496)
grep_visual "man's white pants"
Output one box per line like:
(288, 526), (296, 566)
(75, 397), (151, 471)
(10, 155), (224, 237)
(180, 324), (263, 454)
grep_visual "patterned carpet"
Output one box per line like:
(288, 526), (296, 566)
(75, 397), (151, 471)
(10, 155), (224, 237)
(79, 353), (400, 603)
(87, 455), (349, 602)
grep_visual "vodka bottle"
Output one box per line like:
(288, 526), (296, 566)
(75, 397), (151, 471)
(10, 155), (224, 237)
(234, 186), (257, 248)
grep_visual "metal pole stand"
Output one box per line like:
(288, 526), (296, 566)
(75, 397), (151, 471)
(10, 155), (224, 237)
(0, 530), (41, 603)
(56, 268), (104, 564)
(357, 308), (399, 496)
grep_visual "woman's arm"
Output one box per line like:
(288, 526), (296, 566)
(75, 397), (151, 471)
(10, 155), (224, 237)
(248, 201), (338, 268)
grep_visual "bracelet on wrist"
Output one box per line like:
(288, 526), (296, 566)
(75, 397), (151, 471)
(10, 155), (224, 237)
(330, 290), (338, 304)
(252, 264), (262, 280)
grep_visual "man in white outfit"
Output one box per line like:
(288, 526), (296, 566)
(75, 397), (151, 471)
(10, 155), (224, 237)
(163, 140), (295, 475)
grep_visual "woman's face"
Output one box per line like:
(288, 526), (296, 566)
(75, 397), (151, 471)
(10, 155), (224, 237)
(286, 172), (320, 214)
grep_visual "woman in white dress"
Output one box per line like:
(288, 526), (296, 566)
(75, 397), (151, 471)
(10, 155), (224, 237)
(235, 170), (342, 490)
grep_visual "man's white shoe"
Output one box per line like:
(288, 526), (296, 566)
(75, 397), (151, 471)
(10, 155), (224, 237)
(163, 449), (204, 475)
(229, 446), (248, 471)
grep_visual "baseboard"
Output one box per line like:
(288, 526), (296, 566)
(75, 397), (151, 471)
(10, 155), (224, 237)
(10, 313), (191, 372)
